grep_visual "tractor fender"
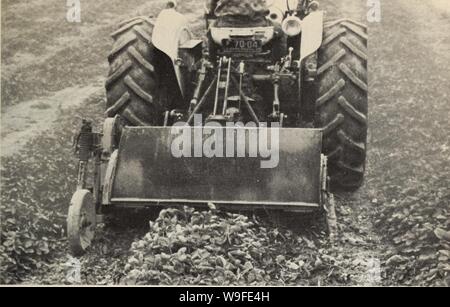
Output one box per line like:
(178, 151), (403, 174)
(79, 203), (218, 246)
(299, 10), (324, 63)
(152, 8), (201, 97)
(102, 150), (118, 206)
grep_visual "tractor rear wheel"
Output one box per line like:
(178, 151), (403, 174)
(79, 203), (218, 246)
(315, 19), (368, 190)
(105, 17), (164, 126)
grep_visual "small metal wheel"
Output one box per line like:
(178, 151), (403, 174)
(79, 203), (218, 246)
(67, 189), (96, 256)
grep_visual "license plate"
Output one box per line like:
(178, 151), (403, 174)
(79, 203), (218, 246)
(224, 39), (262, 53)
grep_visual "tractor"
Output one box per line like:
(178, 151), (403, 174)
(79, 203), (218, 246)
(67, 0), (368, 255)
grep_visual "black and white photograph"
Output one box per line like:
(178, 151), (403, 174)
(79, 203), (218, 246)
(0, 0), (449, 291)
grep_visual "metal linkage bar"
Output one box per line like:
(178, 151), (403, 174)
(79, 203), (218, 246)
(213, 57), (223, 116)
(230, 75), (260, 126)
(222, 58), (232, 115)
(186, 76), (218, 126)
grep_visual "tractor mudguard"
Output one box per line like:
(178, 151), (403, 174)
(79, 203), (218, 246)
(152, 8), (202, 97)
(103, 127), (324, 211)
(299, 10), (324, 63)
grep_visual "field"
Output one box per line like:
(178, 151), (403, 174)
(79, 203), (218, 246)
(1, 0), (449, 286)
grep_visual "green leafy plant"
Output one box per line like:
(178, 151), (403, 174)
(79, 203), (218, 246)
(124, 207), (344, 286)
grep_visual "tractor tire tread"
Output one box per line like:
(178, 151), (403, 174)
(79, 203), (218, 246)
(106, 19), (162, 126)
(316, 19), (368, 190)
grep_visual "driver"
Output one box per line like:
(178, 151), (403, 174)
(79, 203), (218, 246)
(211, 0), (269, 19)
